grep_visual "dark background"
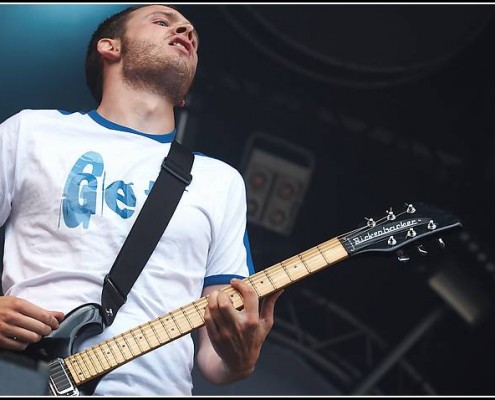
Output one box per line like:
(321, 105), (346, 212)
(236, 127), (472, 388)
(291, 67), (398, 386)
(1, 3), (495, 396)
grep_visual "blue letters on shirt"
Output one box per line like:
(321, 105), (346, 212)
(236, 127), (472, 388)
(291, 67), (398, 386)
(62, 152), (147, 229)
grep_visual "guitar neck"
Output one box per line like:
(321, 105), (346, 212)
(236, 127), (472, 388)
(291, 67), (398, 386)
(63, 237), (349, 386)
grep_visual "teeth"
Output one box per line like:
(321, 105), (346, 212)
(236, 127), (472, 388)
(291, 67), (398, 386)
(172, 42), (184, 48)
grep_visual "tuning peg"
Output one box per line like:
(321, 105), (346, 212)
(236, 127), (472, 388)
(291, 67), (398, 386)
(365, 217), (376, 227)
(427, 220), (437, 230)
(397, 249), (410, 263)
(417, 245), (428, 255)
(438, 238), (446, 249)
(407, 228), (417, 238)
(406, 203), (416, 213)
(386, 208), (396, 221)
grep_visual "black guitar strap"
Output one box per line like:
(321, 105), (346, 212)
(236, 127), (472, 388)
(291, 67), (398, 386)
(101, 140), (194, 326)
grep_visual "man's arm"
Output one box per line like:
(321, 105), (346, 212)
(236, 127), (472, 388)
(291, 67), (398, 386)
(195, 279), (283, 385)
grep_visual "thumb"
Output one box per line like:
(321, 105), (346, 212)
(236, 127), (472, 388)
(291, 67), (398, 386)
(50, 311), (65, 325)
(260, 289), (284, 323)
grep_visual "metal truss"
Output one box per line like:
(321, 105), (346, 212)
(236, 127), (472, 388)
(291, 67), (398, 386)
(269, 287), (441, 395)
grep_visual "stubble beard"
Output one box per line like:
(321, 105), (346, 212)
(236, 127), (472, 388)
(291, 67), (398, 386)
(121, 36), (196, 106)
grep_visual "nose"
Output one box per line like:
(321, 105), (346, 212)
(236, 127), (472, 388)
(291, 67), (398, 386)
(174, 24), (194, 41)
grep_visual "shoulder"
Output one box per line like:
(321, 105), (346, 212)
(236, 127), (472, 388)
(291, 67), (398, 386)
(193, 152), (245, 185)
(12, 109), (79, 118)
(3, 109), (88, 126)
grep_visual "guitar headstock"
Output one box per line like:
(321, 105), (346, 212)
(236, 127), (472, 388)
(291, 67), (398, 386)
(339, 202), (462, 259)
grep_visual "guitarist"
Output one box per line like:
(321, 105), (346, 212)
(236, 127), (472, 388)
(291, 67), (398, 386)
(0, 4), (283, 395)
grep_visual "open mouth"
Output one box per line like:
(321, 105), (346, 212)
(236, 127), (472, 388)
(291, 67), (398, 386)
(169, 38), (191, 56)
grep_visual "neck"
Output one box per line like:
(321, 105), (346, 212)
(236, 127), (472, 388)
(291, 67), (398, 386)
(97, 86), (176, 135)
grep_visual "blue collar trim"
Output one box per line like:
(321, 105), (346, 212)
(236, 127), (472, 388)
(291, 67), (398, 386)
(87, 110), (176, 143)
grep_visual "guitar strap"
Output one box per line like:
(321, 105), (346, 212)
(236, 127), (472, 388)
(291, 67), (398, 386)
(101, 139), (194, 326)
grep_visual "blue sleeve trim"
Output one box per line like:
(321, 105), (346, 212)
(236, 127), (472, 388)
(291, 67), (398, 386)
(244, 230), (255, 275)
(204, 274), (247, 287)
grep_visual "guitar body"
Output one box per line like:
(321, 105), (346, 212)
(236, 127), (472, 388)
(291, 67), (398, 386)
(26, 303), (106, 395)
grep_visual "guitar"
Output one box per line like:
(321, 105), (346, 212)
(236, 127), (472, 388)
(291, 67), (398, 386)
(25, 202), (461, 396)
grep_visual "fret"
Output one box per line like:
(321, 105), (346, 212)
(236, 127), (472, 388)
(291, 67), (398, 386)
(265, 263), (292, 288)
(184, 304), (204, 327)
(180, 307), (194, 329)
(157, 316), (173, 340)
(99, 341), (118, 368)
(87, 347), (105, 374)
(115, 335), (133, 360)
(129, 328), (148, 353)
(169, 313), (183, 335)
(281, 260), (307, 281)
(124, 332), (140, 357)
(298, 253), (312, 274)
(176, 307), (199, 331)
(192, 300), (206, 324)
(262, 269), (278, 290)
(247, 276), (261, 297)
(280, 261), (294, 282)
(137, 325), (154, 349)
(91, 346), (109, 372)
(222, 287), (243, 309)
(148, 320), (166, 345)
(78, 350), (97, 377)
(248, 273), (275, 297)
(316, 244), (330, 264)
(301, 253), (323, 272)
(318, 239), (348, 267)
(71, 354), (89, 380)
(65, 358), (82, 385)
(300, 247), (325, 270)
(285, 254), (313, 279)
(162, 315), (182, 339)
(107, 339), (127, 364)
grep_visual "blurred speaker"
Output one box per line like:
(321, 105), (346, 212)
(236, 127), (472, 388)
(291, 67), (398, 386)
(242, 132), (314, 236)
(0, 351), (50, 395)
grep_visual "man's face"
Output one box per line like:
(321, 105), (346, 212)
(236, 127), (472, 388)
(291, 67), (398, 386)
(120, 5), (199, 105)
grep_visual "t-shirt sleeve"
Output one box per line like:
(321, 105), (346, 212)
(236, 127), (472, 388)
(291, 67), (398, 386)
(204, 168), (255, 287)
(0, 112), (20, 227)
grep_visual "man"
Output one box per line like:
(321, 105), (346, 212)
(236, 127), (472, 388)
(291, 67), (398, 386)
(0, 4), (283, 395)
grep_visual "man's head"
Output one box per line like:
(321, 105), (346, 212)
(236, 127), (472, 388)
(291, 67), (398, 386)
(85, 4), (199, 105)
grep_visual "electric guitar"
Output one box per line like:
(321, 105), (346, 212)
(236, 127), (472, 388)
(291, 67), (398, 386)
(25, 202), (461, 396)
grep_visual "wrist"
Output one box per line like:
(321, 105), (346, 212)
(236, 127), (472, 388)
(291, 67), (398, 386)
(224, 362), (255, 380)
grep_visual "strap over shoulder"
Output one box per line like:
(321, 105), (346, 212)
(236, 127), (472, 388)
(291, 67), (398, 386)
(101, 140), (194, 326)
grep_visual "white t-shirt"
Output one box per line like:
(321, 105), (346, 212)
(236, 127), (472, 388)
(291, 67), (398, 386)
(0, 109), (254, 395)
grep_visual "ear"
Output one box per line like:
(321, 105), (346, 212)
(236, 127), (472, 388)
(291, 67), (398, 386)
(97, 38), (121, 61)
